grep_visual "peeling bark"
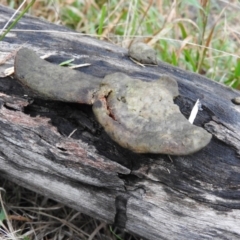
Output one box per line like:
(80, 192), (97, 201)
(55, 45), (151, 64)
(205, 118), (240, 155)
(0, 5), (240, 240)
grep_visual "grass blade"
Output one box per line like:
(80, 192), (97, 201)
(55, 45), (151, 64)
(98, 4), (107, 35)
(0, 0), (36, 41)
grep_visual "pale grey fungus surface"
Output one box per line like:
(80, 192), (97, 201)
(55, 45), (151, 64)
(93, 73), (211, 155)
(232, 97), (240, 105)
(14, 48), (212, 155)
(128, 42), (158, 65)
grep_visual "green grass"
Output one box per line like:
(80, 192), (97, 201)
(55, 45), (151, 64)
(2, 0), (240, 89)
(0, 0), (35, 41)
(1, 0), (240, 239)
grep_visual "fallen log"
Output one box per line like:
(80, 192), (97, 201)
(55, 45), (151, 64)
(0, 5), (240, 240)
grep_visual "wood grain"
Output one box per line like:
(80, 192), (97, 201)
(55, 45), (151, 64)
(0, 5), (240, 239)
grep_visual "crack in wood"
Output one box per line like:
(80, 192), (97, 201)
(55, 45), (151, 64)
(114, 194), (130, 228)
(205, 120), (240, 155)
(1, 4), (240, 238)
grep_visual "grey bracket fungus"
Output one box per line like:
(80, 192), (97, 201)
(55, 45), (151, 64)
(93, 73), (211, 155)
(14, 48), (212, 155)
(128, 42), (158, 65)
(14, 48), (101, 105)
(232, 97), (240, 105)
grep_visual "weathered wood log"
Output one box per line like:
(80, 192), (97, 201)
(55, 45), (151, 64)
(1, 5), (240, 239)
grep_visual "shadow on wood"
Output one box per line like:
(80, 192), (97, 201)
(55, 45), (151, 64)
(0, 5), (240, 240)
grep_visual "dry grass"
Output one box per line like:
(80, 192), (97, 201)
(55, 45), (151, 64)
(2, 0), (240, 87)
(0, 179), (139, 240)
(1, 0), (240, 239)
